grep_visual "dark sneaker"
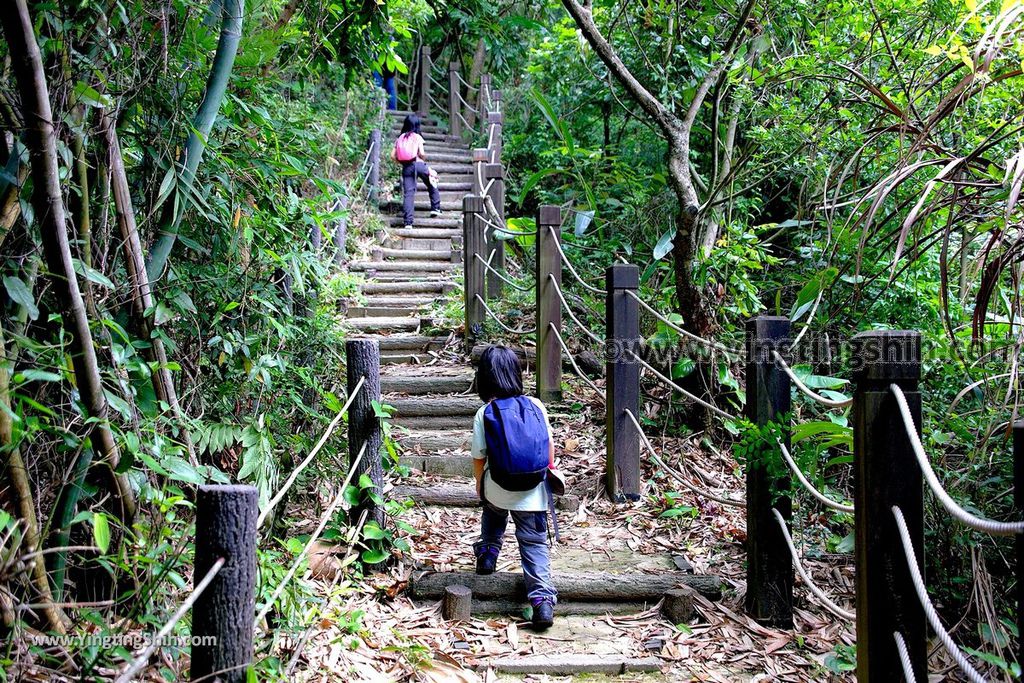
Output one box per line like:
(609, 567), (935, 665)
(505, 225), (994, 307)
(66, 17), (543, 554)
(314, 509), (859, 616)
(531, 598), (554, 630)
(475, 547), (498, 575)
(430, 210), (443, 218)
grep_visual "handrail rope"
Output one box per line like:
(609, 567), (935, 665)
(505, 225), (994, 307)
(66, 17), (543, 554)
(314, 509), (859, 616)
(548, 276), (604, 346)
(456, 71), (480, 93)
(257, 376), (366, 528)
(777, 438), (855, 513)
(473, 253), (534, 292)
(477, 210), (538, 237)
(429, 73), (446, 91)
(456, 110), (480, 135)
(475, 294), (537, 335)
(457, 90), (480, 115)
(487, 123), (497, 151)
(625, 349), (737, 421)
(115, 557), (226, 682)
(624, 290), (742, 355)
(547, 226), (604, 295)
(624, 409), (745, 507)
(771, 508), (856, 620)
(892, 505), (987, 683)
(255, 443), (367, 626)
(894, 632), (918, 683)
(549, 324), (605, 396)
(428, 93), (446, 113)
(773, 351), (853, 408)
(890, 383), (1024, 535)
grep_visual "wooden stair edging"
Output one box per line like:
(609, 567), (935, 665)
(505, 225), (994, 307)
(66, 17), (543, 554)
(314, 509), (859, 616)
(475, 655), (663, 675)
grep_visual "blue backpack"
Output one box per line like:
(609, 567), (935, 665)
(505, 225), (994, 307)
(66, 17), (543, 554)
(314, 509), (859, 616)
(483, 396), (550, 491)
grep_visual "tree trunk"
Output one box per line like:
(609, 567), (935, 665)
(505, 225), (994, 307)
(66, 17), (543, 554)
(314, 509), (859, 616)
(146, 0), (244, 281)
(463, 38), (486, 130)
(1, 0), (136, 523)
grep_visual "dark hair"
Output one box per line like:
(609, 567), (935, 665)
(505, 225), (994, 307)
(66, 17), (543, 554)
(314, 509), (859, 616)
(400, 114), (421, 135)
(476, 345), (524, 402)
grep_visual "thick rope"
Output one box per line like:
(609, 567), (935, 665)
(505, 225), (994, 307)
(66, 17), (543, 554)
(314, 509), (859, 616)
(624, 409), (745, 507)
(258, 376), (366, 527)
(771, 508), (856, 620)
(772, 351), (853, 408)
(255, 443), (366, 626)
(548, 275), (605, 346)
(475, 294), (536, 335)
(624, 290), (742, 355)
(549, 323), (604, 396)
(115, 557), (226, 682)
(473, 252), (534, 292)
(547, 226), (605, 294)
(456, 110), (480, 135)
(456, 71), (479, 93)
(625, 349), (737, 420)
(891, 383), (1024, 535)
(777, 438), (855, 513)
(894, 632), (918, 683)
(892, 506), (987, 683)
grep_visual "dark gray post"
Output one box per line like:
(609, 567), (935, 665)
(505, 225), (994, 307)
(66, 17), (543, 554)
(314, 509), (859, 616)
(472, 148), (488, 196)
(417, 46), (432, 116)
(333, 196), (348, 267)
(463, 195), (485, 352)
(346, 340), (384, 530)
(368, 126), (381, 207)
(605, 264), (640, 501)
(448, 62), (461, 139)
(1014, 421), (1023, 671)
(191, 485), (258, 683)
(486, 111), (503, 163)
(483, 163), (505, 300)
(536, 206), (562, 403)
(852, 331), (925, 682)
(744, 317), (793, 628)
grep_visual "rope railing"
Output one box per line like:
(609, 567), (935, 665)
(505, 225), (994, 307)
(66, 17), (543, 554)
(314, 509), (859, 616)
(777, 438), (854, 513)
(624, 348), (737, 421)
(772, 508), (856, 620)
(547, 226), (604, 295)
(891, 383), (1024, 535)
(257, 376), (366, 528)
(429, 72), (446, 92)
(548, 276), (604, 346)
(474, 252), (534, 292)
(456, 71), (479, 93)
(892, 505), (988, 683)
(475, 293), (536, 335)
(772, 351), (853, 408)
(894, 632), (918, 683)
(624, 290), (742, 356)
(624, 408), (746, 507)
(456, 110), (480, 135)
(115, 557), (226, 683)
(457, 91), (479, 116)
(549, 324), (604, 396)
(255, 443), (367, 626)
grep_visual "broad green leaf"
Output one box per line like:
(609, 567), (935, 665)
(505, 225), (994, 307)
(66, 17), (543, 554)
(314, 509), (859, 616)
(92, 512), (111, 554)
(653, 229), (675, 260)
(3, 276), (38, 320)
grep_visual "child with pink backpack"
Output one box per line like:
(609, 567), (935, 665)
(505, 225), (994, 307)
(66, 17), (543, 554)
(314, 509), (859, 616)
(391, 114), (441, 229)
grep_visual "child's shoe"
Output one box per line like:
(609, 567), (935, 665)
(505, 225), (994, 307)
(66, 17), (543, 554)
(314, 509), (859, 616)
(430, 210), (443, 218)
(404, 224), (413, 230)
(531, 598), (554, 630)
(475, 546), (499, 575)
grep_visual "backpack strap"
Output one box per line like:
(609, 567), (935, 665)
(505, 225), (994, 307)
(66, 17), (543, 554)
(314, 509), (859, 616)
(546, 479), (560, 544)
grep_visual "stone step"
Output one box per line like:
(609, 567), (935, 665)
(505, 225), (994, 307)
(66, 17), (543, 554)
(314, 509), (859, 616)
(344, 316), (420, 332)
(382, 374), (474, 395)
(352, 260), (455, 273)
(388, 216), (462, 229)
(398, 453), (474, 477)
(378, 247), (453, 261)
(395, 428), (473, 450)
(361, 281), (449, 294)
(346, 306), (423, 318)
(389, 395), (481, 417)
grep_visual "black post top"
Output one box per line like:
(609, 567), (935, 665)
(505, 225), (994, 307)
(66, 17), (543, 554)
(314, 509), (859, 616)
(606, 263), (639, 290)
(538, 205), (561, 226)
(462, 195), (485, 212)
(851, 330), (921, 384)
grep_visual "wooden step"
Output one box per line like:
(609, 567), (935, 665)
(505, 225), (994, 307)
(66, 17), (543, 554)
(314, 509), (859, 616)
(383, 237), (455, 251)
(378, 247), (453, 261)
(344, 316), (420, 332)
(478, 656), (661, 675)
(382, 374), (474, 395)
(398, 453), (474, 477)
(395, 428), (473, 449)
(388, 216), (462, 229)
(364, 295), (436, 307)
(389, 395), (481, 417)
(361, 273), (454, 283)
(434, 181), (472, 191)
(372, 334), (451, 351)
(382, 353), (433, 364)
(361, 281), (449, 294)
(352, 260), (455, 273)
(383, 199), (464, 213)
(346, 306), (423, 318)
(393, 415), (474, 430)
(389, 227), (461, 239)
(419, 162), (471, 174)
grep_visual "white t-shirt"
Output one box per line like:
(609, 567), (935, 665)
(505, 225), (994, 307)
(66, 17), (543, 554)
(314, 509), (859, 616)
(471, 396), (551, 512)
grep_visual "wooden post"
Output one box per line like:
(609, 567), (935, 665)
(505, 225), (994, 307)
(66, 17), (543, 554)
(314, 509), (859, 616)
(605, 264), (640, 501)
(333, 196), (348, 267)
(852, 330), (925, 682)
(463, 195), (486, 352)
(477, 73), (491, 124)
(442, 585), (472, 620)
(486, 111), (503, 163)
(472, 148), (488, 196)
(417, 46), (432, 116)
(536, 206), (562, 403)
(448, 62), (461, 140)
(368, 126), (382, 207)
(346, 340), (384, 529)
(191, 485), (258, 683)
(744, 317), (793, 628)
(1016, 420), (1024, 672)
(483, 163), (505, 300)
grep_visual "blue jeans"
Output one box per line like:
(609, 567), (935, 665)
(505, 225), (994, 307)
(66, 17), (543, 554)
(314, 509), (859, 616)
(371, 71), (397, 110)
(401, 161), (441, 226)
(474, 504), (557, 604)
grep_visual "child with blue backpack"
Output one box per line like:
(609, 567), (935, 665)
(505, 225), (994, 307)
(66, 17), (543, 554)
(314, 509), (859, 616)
(472, 345), (558, 630)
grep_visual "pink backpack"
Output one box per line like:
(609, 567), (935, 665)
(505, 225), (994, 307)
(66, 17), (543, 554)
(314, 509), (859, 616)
(394, 133), (420, 162)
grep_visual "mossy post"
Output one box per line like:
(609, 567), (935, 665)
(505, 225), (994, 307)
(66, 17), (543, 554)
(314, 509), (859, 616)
(346, 339), (384, 529)
(190, 485), (258, 683)
(744, 316), (792, 628)
(852, 331), (925, 681)
(483, 163), (505, 300)
(605, 264), (640, 501)
(486, 109), (503, 162)
(463, 195), (486, 351)
(535, 205), (562, 403)
(448, 62), (462, 140)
